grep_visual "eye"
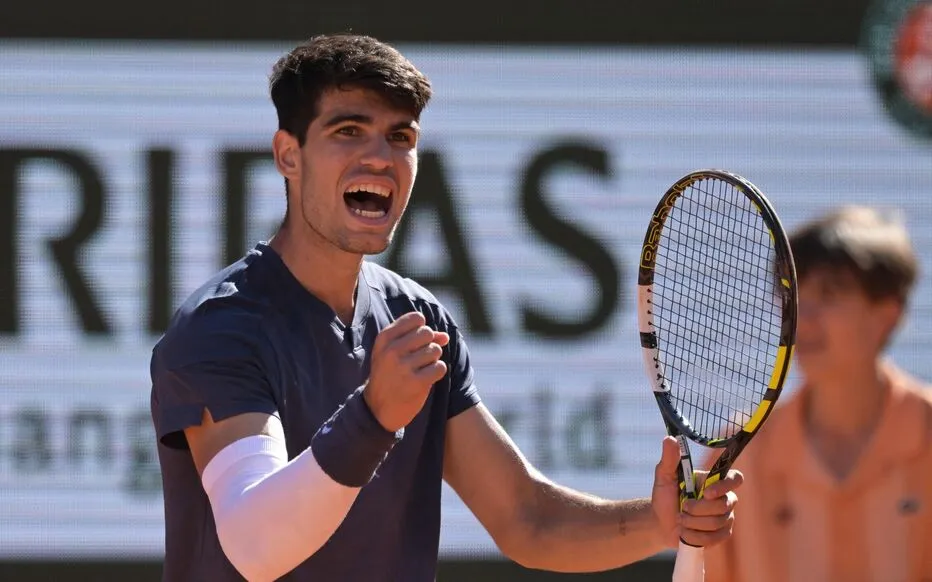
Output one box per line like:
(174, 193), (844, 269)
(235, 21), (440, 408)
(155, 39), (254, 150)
(336, 126), (360, 136)
(390, 131), (417, 145)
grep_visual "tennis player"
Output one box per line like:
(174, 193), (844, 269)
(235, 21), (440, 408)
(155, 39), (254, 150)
(705, 206), (932, 582)
(150, 33), (743, 582)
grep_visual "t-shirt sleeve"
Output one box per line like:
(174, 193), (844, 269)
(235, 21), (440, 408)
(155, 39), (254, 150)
(150, 309), (279, 450)
(443, 313), (481, 419)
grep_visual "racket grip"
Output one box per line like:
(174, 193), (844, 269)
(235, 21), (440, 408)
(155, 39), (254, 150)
(672, 542), (705, 582)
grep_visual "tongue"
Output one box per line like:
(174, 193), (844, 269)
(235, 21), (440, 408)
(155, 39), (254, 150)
(346, 196), (383, 212)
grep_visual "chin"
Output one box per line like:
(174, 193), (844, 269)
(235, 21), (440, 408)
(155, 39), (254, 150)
(341, 238), (392, 256)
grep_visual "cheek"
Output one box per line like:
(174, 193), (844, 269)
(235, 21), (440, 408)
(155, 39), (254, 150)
(823, 312), (872, 352)
(301, 159), (339, 205)
(401, 150), (417, 185)
(392, 152), (418, 206)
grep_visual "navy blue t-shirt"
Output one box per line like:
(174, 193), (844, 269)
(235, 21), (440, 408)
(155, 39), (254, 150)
(150, 243), (481, 581)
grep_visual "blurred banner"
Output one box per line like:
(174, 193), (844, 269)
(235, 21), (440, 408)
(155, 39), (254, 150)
(0, 39), (930, 560)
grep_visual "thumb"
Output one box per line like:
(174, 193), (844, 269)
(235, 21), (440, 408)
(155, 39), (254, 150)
(654, 436), (682, 484)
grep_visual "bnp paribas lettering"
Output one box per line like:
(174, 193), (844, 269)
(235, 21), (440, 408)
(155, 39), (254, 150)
(0, 142), (623, 339)
(0, 406), (162, 495)
(494, 387), (616, 471)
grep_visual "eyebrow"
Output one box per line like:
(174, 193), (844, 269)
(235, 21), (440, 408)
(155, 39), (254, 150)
(321, 113), (419, 133)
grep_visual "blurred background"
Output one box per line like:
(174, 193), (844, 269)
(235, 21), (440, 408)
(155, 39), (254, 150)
(1, 0), (931, 580)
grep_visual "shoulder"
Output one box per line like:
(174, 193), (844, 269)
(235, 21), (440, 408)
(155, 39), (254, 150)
(885, 364), (932, 417)
(362, 261), (457, 328)
(893, 368), (932, 431)
(153, 252), (274, 371)
(362, 261), (441, 305)
(897, 370), (932, 403)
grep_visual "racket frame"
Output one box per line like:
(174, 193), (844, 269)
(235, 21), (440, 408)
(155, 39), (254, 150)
(637, 168), (798, 511)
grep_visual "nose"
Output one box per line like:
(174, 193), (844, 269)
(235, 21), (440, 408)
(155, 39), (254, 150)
(359, 136), (393, 171)
(796, 298), (825, 321)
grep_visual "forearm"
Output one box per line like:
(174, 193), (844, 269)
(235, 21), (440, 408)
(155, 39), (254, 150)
(510, 478), (668, 572)
(205, 437), (360, 581)
(204, 388), (400, 581)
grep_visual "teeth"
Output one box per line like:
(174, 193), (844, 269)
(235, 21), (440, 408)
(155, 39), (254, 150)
(351, 207), (387, 218)
(346, 183), (391, 198)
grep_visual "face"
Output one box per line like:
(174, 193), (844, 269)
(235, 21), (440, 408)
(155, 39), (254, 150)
(273, 86), (420, 256)
(794, 267), (902, 380)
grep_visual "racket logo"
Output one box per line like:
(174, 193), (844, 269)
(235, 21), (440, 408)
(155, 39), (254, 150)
(639, 195), (679, 271)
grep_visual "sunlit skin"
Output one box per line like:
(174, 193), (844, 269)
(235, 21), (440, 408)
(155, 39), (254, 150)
(269, 87), (421, 323)
(794, 266), (903, 479)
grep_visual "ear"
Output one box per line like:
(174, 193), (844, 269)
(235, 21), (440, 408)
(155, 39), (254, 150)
(273, 130), (301, 182)
(876, 298), (905, 349)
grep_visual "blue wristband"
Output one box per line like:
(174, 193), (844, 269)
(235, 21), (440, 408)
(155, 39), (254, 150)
(311, 386), (403, 487)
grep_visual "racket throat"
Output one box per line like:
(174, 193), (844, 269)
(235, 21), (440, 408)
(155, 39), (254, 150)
(676, 435), (698, 500)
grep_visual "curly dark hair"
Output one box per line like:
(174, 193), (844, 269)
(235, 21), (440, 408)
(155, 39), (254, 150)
(269, 34), (433, 146)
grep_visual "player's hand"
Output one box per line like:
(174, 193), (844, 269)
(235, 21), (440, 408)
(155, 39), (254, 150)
(650, 436), (743, 548)
(363, 311), (449, 432)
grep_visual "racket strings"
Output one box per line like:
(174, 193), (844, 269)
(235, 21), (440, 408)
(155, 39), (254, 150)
(651, 178), (782, 441)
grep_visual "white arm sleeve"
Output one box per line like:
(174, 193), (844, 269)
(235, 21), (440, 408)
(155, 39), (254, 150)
(201, 434), (360, 582)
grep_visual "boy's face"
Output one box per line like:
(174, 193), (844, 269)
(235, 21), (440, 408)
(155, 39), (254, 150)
(794, 266), (902, 382)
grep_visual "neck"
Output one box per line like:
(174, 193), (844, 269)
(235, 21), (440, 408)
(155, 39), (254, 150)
(803, 359), (889, 441)
(268, 223), (363, 324)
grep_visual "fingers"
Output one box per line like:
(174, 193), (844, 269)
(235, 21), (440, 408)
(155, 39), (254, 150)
(376, 311), (427, 344)
(698, 469), (745, 500)
(365, 312), (451, 432)
(403, 332), (449, 383)
(375, 311), (450, 384)
(654, 436), (683, 484)
(681, 511), (735, 534)
(679, 512), (735, 547)
(377, 311), (449, 352)
(678, 476), (740, 547)
(391, 326), (448, 355)
(682, 491), (737, 517)
(382, 314), (449, 352)
(403, 340), (445, 369)
(392, 324), (434, 351)
(414, 359), (448, 384)
(432, 331), (451, 347)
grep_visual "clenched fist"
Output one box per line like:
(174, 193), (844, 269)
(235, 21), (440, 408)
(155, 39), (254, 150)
(363, 311), (450, 432)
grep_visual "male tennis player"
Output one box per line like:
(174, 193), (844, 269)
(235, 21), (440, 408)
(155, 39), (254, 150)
(705, 206), (932, 582)
(150, 33), (743, 581)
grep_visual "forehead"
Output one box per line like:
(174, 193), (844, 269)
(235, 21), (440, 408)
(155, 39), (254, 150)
(314, 86), (417, 124)
(798, 265), (862, 293)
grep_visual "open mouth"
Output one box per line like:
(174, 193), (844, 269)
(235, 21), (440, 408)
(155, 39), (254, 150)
(344, 183), (392, 219)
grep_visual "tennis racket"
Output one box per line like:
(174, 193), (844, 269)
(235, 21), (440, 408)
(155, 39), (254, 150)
(636, 169), (797, 582)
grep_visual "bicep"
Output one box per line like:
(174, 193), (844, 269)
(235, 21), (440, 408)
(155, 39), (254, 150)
(443, 403), (540, 547)
(185, 409), (284, 477)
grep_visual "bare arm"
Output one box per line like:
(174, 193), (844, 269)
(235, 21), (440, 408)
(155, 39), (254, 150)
(444, 403), (741, 573)
(443, 403), (666, 572)
(185, 409), (279, 476)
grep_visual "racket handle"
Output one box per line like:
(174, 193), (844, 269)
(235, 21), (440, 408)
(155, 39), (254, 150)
(672, 542), (705, 582)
